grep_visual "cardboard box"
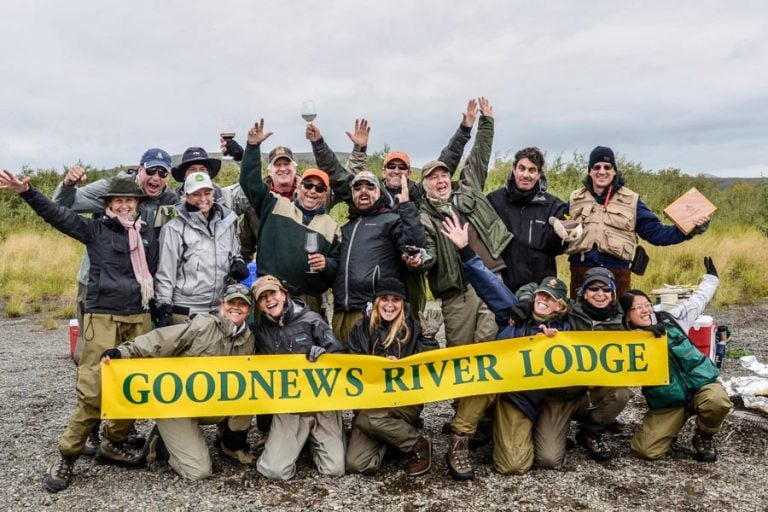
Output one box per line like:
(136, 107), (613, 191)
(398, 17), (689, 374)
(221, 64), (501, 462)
(663, 187), (717, 235)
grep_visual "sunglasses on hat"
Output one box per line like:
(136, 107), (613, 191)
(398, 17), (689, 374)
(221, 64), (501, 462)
(385, 163), (409, 171)
(145, 166), (170, 178)
(301, 181), (327, 193)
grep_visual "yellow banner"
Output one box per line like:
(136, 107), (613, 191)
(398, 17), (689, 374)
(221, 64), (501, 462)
(101, 331), (667, 419)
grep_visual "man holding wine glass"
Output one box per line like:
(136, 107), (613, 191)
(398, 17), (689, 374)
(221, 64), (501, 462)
(238, 119), (341, 316)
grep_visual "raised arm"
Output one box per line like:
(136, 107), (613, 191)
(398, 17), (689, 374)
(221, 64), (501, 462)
(51, 165), (110, 214)
(239, 119), (274, 215)
(459, 97), (494, 192)
(437, 99), (477, 174)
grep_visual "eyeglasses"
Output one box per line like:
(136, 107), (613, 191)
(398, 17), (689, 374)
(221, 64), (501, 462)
(145, 166), (170, 178)
(385, 163), (409, 171)
(301, 181), (327, 193)
(586, 285), (613, 293)
(353, 182), (376, 191)
(590, 164), (614, 172)
(630, 302), (654, 312)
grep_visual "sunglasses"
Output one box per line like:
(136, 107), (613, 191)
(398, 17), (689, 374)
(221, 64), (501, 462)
(385, 163), (409, 171)
(301, 181), (328, 193)
(144, 166), (170, 178)
(590, 164), (614, 172)
(586, 285), (613, 293)
(353, 182), (376, 191)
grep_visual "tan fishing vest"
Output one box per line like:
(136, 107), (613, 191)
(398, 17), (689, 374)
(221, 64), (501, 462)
(566, 186), (639, 261)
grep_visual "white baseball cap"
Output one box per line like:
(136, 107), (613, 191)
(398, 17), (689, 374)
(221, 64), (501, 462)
(184, 172), (214, 195)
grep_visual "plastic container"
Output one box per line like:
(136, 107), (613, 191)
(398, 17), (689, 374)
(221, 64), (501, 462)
(241, 261), (258, 289)
(68, 319), (80, 358)
(688, 315), (716, 361)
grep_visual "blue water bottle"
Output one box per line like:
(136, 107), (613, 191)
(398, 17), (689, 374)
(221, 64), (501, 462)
(241, 261), (258, 289)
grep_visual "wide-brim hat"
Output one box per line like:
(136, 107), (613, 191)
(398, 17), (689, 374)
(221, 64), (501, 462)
(172, 147), (222, 182)
(99, 177), (146, 200)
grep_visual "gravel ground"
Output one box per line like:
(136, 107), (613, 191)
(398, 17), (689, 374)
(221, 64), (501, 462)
(1, 304), (767, 512)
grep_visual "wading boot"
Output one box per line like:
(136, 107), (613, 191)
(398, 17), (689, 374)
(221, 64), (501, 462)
(446, 433), (475, 480)
(404, 436), (432, 477)
(44, 456), (76, 493)
(693, 430), (717, 462)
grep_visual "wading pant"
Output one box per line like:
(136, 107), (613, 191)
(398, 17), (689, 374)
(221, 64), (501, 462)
(257, 411), (345, 480)
(534, 387), (633, 469)
(346, 405), (422, 474)
(631, 382), (733, 459)
(441, 285), (497, 347)
(452, 394), (534, 475)
(58, 312), (151, 457)
(332, 310), (363, 347)
(156, 415), (252, 480)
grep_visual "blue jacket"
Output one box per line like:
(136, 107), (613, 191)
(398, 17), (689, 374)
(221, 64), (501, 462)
(459, 246), (571, 421)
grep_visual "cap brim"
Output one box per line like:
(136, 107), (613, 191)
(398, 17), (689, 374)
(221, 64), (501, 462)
(223, 293), (252, 305)
(142, 160), (171, 171)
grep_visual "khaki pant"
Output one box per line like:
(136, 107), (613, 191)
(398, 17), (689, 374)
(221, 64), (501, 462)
(257, 411), (345, 480)
(451, 394), (534, 475)
(156, 415), (252, 481)
(631, 382), (732, 460)
(441, 285), (497, 347)
(332, 310), (363, 347)
(534, 387), (633, 469)
(346, 406), (422, 474)
(58, 312), (151, 457)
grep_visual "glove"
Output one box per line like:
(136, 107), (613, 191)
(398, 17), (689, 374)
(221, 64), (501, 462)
(704, 256), (718, 278)
(509, 300), (533, 325)
(549, 217), (583, 242)
(223, 139), (244, 162)
(419, 309), (444, 338)
(691, 220), (710, 236)
(306, 345), (326, 363)
(100, 348), (122, 360)
(229, 260), (250, 281)
(155, 303), (173, 328)
(643, 323), (666, 338)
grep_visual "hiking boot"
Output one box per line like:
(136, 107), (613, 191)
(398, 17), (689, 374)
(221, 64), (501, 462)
(44, 456), (76, 493)
(405, 436), (432, 477)
(96, 439), (143, 467)
(82, 425), (101, 459)
(576, 431), (612, 461)
(692, 430), (717, 462)
(218, 426), (254, 465)
(143, 425), (169, 465)
(446, 433), (474, 480)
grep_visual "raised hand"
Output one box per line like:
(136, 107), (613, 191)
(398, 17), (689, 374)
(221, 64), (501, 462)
(63, 164), (87, 186)
(0, 169), (31, 193)
(247, 119), (273, 145)
(461, 98), (479, 128)
(704, 256), (718, 278)
(477, 96), (493, 117)
(305, 122), (322, 142)
(440, 213), (469, 249)
(345, 118), (370, 147)
(394, 174), (410, 204)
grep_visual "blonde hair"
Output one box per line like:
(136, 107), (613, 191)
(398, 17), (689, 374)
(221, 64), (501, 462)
(369, 296), (411, 350)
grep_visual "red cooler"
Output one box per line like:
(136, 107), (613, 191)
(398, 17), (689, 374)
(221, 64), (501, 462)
(688, 315), (715, 361)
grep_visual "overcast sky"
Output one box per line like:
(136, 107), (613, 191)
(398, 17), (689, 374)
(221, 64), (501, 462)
(1, 1), (766, 177)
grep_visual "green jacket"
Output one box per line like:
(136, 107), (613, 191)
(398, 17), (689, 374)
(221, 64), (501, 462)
(420, 115), (513, 299)
(642, 314), (720, 410)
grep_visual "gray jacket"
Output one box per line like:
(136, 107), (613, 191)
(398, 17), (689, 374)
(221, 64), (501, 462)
(52, 170), (178, 284)
(154, 202), (240, 314)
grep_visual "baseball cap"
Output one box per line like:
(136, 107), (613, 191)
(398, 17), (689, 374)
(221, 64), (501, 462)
(184, 172), (214, 195)
(268, 146), (295, 166)
(383, 151), (411, 168)
(351, 171), (380, 189)
(250, 275), (287, 300)
(420, 160), (450, 179)
(581, 267), (617, 291)
(222, 283), (253, 306)
(140, 148), (172, 171)
(535, 277), (568, 302)
(301, 168), (330, 188)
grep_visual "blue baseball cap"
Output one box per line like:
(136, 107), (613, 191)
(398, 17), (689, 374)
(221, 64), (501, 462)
(140, 148), (172, 171)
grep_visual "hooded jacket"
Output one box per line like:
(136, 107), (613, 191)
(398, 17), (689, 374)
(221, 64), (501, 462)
(154, 201), (240, 314)
(487, 172), (567, 291)
(251, 298), (343, 355)
(21, 187), (158, 315)
(117, 313), (254, 359)
(347, 304), (439, 359)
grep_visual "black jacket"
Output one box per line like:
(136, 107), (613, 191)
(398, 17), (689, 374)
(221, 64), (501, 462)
(22, 187), (158, 315)
(487, 174), (566, 291)
(347, 307), (438, 358)
(333, 198), (425, 312)
(251, 299), (343, 355)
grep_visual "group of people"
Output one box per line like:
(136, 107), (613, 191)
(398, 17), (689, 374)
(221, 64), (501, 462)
(0, 97), (732, 493)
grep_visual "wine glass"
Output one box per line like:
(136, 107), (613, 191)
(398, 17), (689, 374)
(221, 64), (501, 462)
(220, 118), (236, 141)
(305, 232), (320, 273)
(301, 100), (317, 123)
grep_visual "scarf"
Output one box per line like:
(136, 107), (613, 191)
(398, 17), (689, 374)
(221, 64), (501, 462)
(579, 297), (618, 322)
(505, 181), (538, 205)
(104, 209), (154, 310)
(424, 186), (454, 217)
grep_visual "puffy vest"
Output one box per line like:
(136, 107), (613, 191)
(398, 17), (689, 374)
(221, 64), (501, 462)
(566, 186), (639, 262)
